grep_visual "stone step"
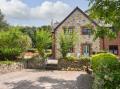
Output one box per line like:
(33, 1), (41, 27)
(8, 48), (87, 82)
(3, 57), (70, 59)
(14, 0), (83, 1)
(45, 59), (58, 70)
(45, 59), (58, 65)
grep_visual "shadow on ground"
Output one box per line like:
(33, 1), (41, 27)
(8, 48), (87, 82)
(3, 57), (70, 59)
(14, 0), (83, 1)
(5, 80), (45, 89)
(38, 77), (77, 89)
(76, 74), (94, 89)
(4, 74), (93, 89)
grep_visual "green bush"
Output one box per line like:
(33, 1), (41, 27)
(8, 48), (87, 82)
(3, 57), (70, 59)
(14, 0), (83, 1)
(80, 56), (90, 62)
(0, 27), (32, 60)
(65, 56), (77, 61)
(45, 49), (52, 57)
(91, 53), (118, 72)
(91, 53), (120, 89)
(59, 32), (78, 58)
(35, 30), (52, 59)
(0, 48), (21, 60)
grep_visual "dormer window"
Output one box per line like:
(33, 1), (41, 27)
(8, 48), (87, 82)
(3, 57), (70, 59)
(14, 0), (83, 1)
(82, 28), (91, 35)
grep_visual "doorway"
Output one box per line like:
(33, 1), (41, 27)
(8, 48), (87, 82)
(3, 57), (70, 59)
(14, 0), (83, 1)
(82, 44), (91, 56)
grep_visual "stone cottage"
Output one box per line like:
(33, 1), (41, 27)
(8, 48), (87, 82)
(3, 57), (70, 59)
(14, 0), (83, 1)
(52, 7), (120, 59)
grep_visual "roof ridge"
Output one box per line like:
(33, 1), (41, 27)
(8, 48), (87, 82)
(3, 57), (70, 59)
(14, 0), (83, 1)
(53, 6), (98, 32)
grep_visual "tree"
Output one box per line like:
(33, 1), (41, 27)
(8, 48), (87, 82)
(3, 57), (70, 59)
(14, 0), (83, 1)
(93, 27), (116, 50)
(19, 26), (37, 47)
(0, 10), (9, 31)
(88, 0), (119, 50)
(38, 25), (52, 32)
(19, 25), (52, 48)
(35, 30), (52, 59)
(59, 32), (78, 58)
(88, 0), (120, 29)
(0, 27), (32, 60)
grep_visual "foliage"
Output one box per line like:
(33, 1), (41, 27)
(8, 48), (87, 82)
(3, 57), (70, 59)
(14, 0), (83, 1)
(65, 56), (77, 61)
(91, 53), (120, 89)
(38, 25), (52, 32)
(0, 48), (21, 61)
(19, 26), (37, 47)
(0, 27), (32, 60)
(88, 0), (120, 31)
(35, 30), (52, 59)
(0, 10), (9, 31)
(93, 27), (116, 40)
(45, 49), (52, 57)
(88, 0), (120, 50)
(59, 32), (78, 58)
(19, 25), (52, 48)
(79, 56), (90, 62)
(91, 53), (118, 72)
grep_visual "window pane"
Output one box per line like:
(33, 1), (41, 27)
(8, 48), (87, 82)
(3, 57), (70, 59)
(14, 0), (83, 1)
(63, 27), (74, 35)
(109, 45), (118, 55)
(82, 28), (91, 35)
(64, 28), (67, 34)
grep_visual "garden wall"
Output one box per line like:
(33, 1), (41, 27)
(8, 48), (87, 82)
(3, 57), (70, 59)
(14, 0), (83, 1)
(0, 62), (24, 74)
(25, 59), (45, 69)
(58, 59), (90, 71)
(25, 58), (90, 71)
(0, 58), (90, 74)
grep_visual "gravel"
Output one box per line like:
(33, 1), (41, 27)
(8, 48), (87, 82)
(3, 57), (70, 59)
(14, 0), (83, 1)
(0, 69), (93, 89)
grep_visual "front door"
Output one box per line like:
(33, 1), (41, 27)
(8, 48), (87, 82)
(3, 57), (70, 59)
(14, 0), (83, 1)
(82, 44), (90, 56)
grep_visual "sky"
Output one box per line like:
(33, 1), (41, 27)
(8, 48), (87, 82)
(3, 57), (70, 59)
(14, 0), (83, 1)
(0, 0), (89, 26)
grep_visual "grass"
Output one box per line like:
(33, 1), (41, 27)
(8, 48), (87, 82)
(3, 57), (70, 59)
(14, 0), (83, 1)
(0, 60), (15, 65)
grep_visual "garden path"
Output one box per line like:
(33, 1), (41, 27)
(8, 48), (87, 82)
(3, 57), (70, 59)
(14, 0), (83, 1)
(0, 69), (93, 89)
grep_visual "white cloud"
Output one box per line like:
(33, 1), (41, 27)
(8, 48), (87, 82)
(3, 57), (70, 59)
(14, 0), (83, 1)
(0, 0), (30, 19)
(0, 0), (72, 24)
(31, 1), (71, 21)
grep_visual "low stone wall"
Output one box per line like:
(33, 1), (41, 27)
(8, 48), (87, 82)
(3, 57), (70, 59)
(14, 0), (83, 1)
(0, 58), (90, 74)
(58, 59), (90, 71)
(25, 59), (90, 71)
(25, 59), (45, 69)
(0, 62), (24, 74)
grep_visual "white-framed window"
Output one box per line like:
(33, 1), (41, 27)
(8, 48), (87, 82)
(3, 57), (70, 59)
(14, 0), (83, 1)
(82, 28), (91, 35)
(63, 27), (74, 35)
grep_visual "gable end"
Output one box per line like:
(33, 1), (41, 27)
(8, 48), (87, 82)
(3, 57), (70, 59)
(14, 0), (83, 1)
(54, 6), (98, 33)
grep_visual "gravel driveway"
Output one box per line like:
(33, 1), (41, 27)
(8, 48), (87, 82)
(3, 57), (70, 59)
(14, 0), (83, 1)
(0, 69), (93, 89)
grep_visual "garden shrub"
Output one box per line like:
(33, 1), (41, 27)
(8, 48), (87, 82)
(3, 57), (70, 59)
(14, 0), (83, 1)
(91, 53), (120, 89)
(79, 56), (91, 67)
(80, 56), (90, 62)
(0, 28), (32, 60)
(0, 48), (21, 60)
(91, 53), (118, 72)
(45, 49), (52, 57)
(35, 30), (52, 59)
(65, 56), (77, 61)
(59, 32), (78, 58)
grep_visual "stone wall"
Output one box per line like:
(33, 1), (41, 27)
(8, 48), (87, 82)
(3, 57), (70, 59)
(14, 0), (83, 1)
(54, 8), (100, 59)
(0, 62), (24, 74)
(25, 59), (45, 69)
(58, 59), (90, 71)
